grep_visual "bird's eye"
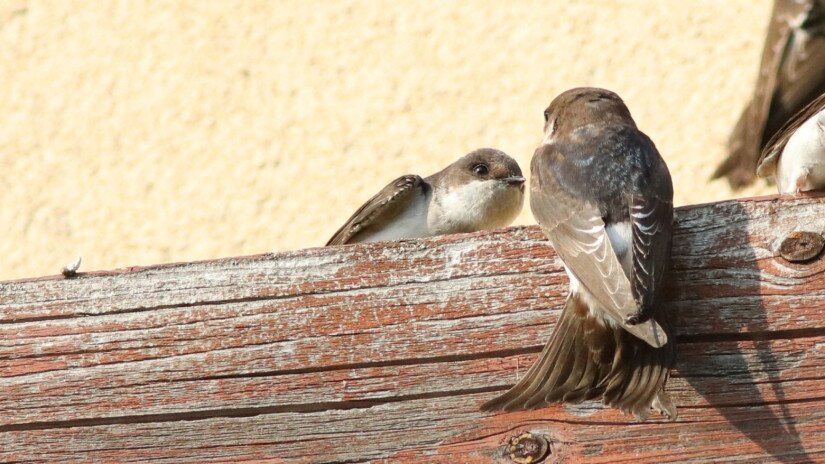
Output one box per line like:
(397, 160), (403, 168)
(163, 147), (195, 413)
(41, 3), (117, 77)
(472, 164), (489, 176)
(543, 110), (550, 122)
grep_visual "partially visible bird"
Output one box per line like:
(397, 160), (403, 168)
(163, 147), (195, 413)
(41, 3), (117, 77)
(326, 149), (525, 246)
(481, 88), (676, 421)
(757, 91), (825, 193)
(713, 0), (825, 189)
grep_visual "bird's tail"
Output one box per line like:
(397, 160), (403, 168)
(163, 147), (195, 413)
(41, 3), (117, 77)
(481, 293), (676, 421)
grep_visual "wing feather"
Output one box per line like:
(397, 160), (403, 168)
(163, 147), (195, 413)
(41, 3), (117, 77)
(326, 175), (424, 246)
(716, 0), (825, 186)
(629, 194), (673, 324)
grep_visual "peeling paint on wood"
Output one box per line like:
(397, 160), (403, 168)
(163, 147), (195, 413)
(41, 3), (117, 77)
(0, 194), (824, 462)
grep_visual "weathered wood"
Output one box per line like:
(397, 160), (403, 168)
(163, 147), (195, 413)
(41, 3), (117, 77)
(1, 193), (824, 463)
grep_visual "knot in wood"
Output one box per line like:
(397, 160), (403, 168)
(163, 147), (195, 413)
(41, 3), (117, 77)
(778, 231), (825, 263)
(507, 432), (550, 464)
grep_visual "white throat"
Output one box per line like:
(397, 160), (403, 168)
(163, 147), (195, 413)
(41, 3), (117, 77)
(429, 179), (522, 234)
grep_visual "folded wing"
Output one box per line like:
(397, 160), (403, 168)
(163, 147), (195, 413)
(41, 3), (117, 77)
(326, 175), (424, 246)
(530, 145), (668, 348)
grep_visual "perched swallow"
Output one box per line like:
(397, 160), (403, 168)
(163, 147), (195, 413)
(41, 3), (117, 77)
(757, 91), (825, 194)
(713, 0), (825, 188)
(326, 149), (525, 245)
(482, 88), (677, 421)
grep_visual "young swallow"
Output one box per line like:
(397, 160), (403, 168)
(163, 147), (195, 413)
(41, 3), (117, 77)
(757, 91), (825, 194)
(326, 149), (525, 245)
(482, 88), (677, 421)
(713, 0), (825, 188)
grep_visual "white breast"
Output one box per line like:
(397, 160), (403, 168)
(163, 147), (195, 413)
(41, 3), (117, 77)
(777, 109), (825, 194)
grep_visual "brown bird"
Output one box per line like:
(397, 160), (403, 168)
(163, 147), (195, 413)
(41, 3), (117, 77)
(326, 149), (525, 246)
(713, 0), (825, 188)
(757, 91), (825, 193)
(481, 88), (677, 421)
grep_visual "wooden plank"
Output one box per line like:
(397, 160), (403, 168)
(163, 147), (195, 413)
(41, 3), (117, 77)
(2, 394), (824, 463)
(0, 193), (823, 462)
(0, 336), (822, 427)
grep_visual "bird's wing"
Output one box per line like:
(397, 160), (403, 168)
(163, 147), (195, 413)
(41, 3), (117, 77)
(326, 175), (424, 246)
(629, 192), (673, 325)
(758, 90), (825, 177)
(715, 0), (825, 187)
(768, 0), (825, 126)
(530, 145), (668, 348)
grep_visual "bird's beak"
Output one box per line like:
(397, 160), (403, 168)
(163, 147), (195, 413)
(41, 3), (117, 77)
(503, 176), (526, 186)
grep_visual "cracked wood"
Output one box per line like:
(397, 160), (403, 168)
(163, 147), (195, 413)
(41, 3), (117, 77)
(0, 193), (824, 463)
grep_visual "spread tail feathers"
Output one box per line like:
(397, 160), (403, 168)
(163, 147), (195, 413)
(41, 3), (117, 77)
(481, 294), (676, 420)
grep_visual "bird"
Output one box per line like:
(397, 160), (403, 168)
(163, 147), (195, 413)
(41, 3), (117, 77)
(481, 88), (677, 421)
(326, 148), (525, 246)
(757, 91), (825, 194)
(713, 0), (825, 189)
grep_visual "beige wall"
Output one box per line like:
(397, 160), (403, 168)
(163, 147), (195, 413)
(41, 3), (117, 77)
(1, 0), (773, 280)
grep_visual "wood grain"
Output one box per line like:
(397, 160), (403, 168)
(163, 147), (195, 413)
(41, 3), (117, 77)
(1, 193), (824, 463)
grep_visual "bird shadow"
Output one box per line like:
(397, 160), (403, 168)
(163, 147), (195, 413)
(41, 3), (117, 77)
(670, 200), (812, 463)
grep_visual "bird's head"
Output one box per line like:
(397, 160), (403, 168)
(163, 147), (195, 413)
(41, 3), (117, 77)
(542, 87), (636, 143)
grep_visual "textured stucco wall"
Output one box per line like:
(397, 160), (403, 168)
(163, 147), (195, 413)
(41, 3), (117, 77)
(1, 0), (773, 280)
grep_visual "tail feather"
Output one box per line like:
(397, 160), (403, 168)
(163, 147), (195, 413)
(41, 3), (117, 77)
(616, 342), (653, 414)
(481, 293), (676, 420)
(525, 314), (583, 409)
(521, 317), (579, 410)
(546, 327), (590, 403)
(480, 297), (576, 412)
(562, 353), (602, 403)
(602, 339), (632, 405)
(525, 336), (577, 408)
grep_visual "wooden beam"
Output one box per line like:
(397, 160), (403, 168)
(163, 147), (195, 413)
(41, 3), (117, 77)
(1, 194), (824, 462)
